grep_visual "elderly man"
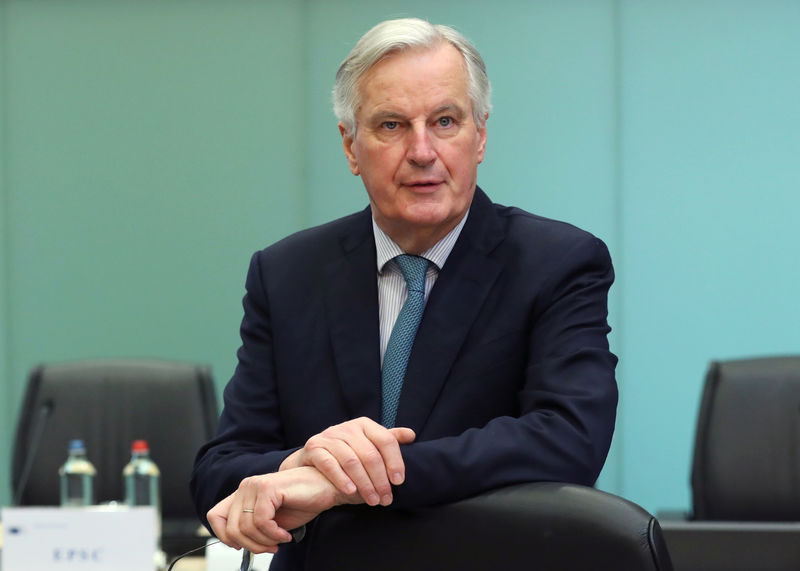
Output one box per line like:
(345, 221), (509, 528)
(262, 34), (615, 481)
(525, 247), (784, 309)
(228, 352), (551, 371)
(191, 17), (617, 568)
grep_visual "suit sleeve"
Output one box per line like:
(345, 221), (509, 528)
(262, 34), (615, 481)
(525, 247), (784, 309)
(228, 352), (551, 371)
(392, 235), (618, 508)
(190, 252), (297, 523)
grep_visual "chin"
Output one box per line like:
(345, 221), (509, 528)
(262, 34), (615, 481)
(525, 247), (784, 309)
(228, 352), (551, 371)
(401, 204), (453, 226)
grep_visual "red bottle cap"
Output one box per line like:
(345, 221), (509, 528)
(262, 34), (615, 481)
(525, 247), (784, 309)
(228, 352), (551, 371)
(131, 439), (150, 453)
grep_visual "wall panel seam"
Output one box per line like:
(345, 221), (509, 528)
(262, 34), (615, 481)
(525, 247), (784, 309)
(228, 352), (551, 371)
(0, 0), (15, 503)
(611, 0), (626, 495)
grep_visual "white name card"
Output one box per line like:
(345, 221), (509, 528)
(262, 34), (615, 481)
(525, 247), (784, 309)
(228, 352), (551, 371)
(1, 505), (157, 571)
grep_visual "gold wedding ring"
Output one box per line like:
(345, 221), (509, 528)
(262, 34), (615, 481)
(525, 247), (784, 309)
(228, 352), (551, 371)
(242, 508), (255, 513)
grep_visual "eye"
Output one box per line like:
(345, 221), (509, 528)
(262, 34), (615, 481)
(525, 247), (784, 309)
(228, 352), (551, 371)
(437, 116), (454, 127)
(382, 121), (399, 130)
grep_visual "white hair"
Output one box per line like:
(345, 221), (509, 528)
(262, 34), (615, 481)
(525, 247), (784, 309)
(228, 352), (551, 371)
(333, 18), (492, 136)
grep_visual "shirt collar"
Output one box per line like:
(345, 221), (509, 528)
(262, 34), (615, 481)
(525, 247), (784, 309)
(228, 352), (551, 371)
(373, 210), (470, 274)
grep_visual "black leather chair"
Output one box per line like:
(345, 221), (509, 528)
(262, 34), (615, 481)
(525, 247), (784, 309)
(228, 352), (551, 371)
(660, 356), (800, 571)
(12, 359), (219, 557)
(306, 482), (674, 571)
(691, 356), (800, 520)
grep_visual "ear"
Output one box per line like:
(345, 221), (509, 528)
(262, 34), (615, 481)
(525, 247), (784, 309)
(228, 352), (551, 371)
(339, 122), (360, 175)
(476, 113), (488, 164)
(474, 114), (488, 164)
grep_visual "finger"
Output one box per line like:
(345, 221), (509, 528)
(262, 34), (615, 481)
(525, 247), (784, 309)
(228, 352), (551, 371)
(385, 427), (415, 485)
(363, 423), (411, 489)
(222, 489), (248, 550)
(320, 420), (395, 504)
(303, 446), (358, 497)
(358, 441), (400, 504)
(208, 494), (279, 554)
(330, 419), (406, 503)
(237, 514), (290, 554)
(233, 479), (292, 552)
(305, 418), (404, 505)
(389, 427), (416, 445)
(207, 494), (237, 548)
(252, 516), (293, 546)
(312, 437), (383, 505)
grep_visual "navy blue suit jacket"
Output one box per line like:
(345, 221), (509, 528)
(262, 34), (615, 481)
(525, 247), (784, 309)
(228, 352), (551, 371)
(191, 187), (618, 567)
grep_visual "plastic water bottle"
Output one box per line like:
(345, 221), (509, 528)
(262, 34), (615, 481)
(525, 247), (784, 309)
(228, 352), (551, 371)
(58, 439), (96, 506)
(123, 439), (164, 569)
(123, 439), (161, 514)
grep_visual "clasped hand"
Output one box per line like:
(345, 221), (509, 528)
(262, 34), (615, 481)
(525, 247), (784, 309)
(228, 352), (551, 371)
(207, 417), (415, 553)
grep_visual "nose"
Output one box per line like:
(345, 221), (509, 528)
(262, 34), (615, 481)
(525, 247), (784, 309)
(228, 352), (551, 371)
(406, 125), (436, 167)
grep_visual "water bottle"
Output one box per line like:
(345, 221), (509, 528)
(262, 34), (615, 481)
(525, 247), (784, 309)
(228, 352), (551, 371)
(123, 439), (164, 569)
(58, 439), (96, 506)
(123, 439), (161, 514)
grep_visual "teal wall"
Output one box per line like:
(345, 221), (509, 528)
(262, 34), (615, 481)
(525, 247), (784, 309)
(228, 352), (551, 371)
(2, 0), (799, 514)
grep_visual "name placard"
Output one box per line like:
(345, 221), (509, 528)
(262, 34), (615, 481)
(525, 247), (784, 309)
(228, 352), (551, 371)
(1, 505), (157, 570)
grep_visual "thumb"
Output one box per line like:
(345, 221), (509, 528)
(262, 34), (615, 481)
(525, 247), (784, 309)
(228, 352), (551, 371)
(389, 427), (416, 444)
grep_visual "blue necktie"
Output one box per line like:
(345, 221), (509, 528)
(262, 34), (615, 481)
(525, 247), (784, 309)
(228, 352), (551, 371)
(381, 254), (429, 428)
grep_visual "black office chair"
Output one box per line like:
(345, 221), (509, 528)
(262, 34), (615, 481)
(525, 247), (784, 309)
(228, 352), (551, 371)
(306, 482), (674, 571)
(661, 356), (800, 571)
(691, 356), (800, 520)
(11, 359), (219, 557)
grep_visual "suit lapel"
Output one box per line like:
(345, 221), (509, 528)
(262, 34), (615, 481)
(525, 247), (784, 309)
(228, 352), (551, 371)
(395, 188), (505, 432)
(324, 211), (383, 421)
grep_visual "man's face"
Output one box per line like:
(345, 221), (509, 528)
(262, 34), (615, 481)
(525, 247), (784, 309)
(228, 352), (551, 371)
(340, 42), (487, 252)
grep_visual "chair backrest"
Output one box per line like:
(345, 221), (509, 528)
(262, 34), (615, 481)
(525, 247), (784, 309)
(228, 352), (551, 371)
(306, 482), (674, 571)
(12, 359), (218, 523)
(691, 356), (800, 520)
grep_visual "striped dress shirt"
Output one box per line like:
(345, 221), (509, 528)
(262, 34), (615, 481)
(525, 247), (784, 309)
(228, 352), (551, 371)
(373, 211), (469, 365)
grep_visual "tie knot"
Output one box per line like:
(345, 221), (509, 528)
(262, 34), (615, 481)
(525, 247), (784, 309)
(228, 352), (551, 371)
(395, 255), (429, 293)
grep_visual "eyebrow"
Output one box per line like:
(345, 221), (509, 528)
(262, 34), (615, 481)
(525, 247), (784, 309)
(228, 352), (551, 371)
(368, 110), (407, 124)
(431, 104), (466, 118)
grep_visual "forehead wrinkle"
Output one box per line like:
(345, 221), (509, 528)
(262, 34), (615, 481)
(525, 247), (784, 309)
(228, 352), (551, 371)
(355, 43), (472, 128)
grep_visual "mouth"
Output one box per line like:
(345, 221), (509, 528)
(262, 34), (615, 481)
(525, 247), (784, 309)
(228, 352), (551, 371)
(404, 180), (444, 192)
